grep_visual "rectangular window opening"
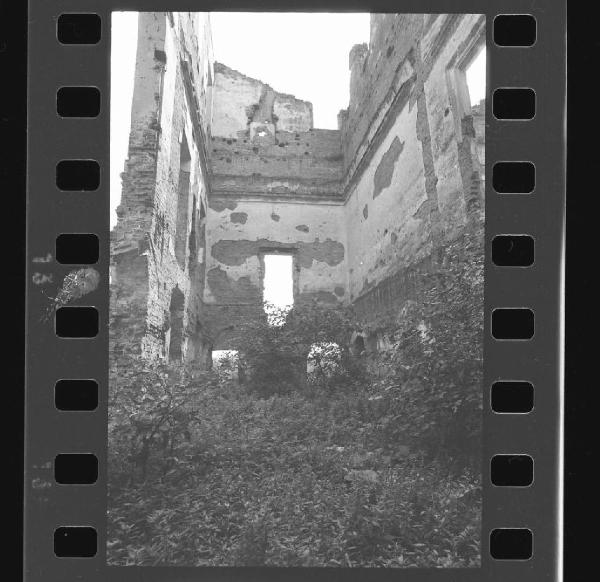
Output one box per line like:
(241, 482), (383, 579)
(465, 45), (486, 109)
(465, 44), (486, 183)
(263, 253), (294, 325)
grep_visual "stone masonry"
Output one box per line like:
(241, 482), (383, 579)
(110, 12), (485, 368)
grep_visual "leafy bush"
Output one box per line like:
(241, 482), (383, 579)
(370, 227), (484, 471)
(108, 356), (220, 486)
(108, 376), (481, 566)
(236, 301), (366, 397)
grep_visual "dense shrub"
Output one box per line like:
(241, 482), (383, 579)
(108, 380), (481, 566)
(108, 356), (220, 486)
(236, 301), (366, 397)
(371, 227), (484, 471)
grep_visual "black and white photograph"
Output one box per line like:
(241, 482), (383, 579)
(108, 11), (485, 567)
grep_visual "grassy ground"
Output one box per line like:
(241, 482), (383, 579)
(107, 378), (481, 567)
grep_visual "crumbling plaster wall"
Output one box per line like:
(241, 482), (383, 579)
(209, 64), (343, 200)
(344, 95), (429, 302)
(112, 12), (485, 366)
(211, 63), (313, 138)
(111, 12), (214, 365)
(204, 197), (348, 349)
(203, 65), (348, 350)
(341, 14), (485, 319)
(209, 129), (343, 200)
(339, 14), (424, 174)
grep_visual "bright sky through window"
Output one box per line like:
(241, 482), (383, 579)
(466, 46), (486, 106)
(263, 254), (294, 310)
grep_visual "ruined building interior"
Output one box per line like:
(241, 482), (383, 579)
(110, 12), (485, 370)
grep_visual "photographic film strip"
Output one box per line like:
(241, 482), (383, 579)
(25, 1), (565, 580)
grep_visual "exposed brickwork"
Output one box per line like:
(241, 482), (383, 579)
(373, 137), (404, 199)
(110, 12), (213, 368)
(209, 129), (343, 201)
(212, 63), (313, 138)
(339, 15), (424, 175)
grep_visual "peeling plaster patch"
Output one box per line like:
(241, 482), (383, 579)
(211, 238), (345, 268)
(334, 286), (345, 297)
(270, 213), (280, 221)
(416, 92), (439, 205)
(230, 212), (248, 224)
(299, 291), (339, 304)
(207, 267), (261, 302)
(209, 199), (238, 212)
(363, 204), (369, 219)
(295, 239), (345, 268)
(373, 136), (404, 199)
(391, 232), (398, 244)
(295, 224), (310, 233)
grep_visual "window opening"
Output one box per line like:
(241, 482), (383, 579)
(465, 46), (486, 108)
(307, 342), (342, 376)
(263, 253), (294, 326)
(465, 45), (486, 180)
(212, 350), (240, 380)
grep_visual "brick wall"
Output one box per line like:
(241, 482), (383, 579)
(212, 63), (313, 138)
(209, 129), (343, 200)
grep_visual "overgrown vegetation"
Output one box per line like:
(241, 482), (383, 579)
(108, 232), (483, 567)
(236, 301), (364, 397)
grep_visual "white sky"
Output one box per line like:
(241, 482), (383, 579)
(466, 45), (486, 105)
(110, 12), (138, 228)
(263, 254), (294, 308)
